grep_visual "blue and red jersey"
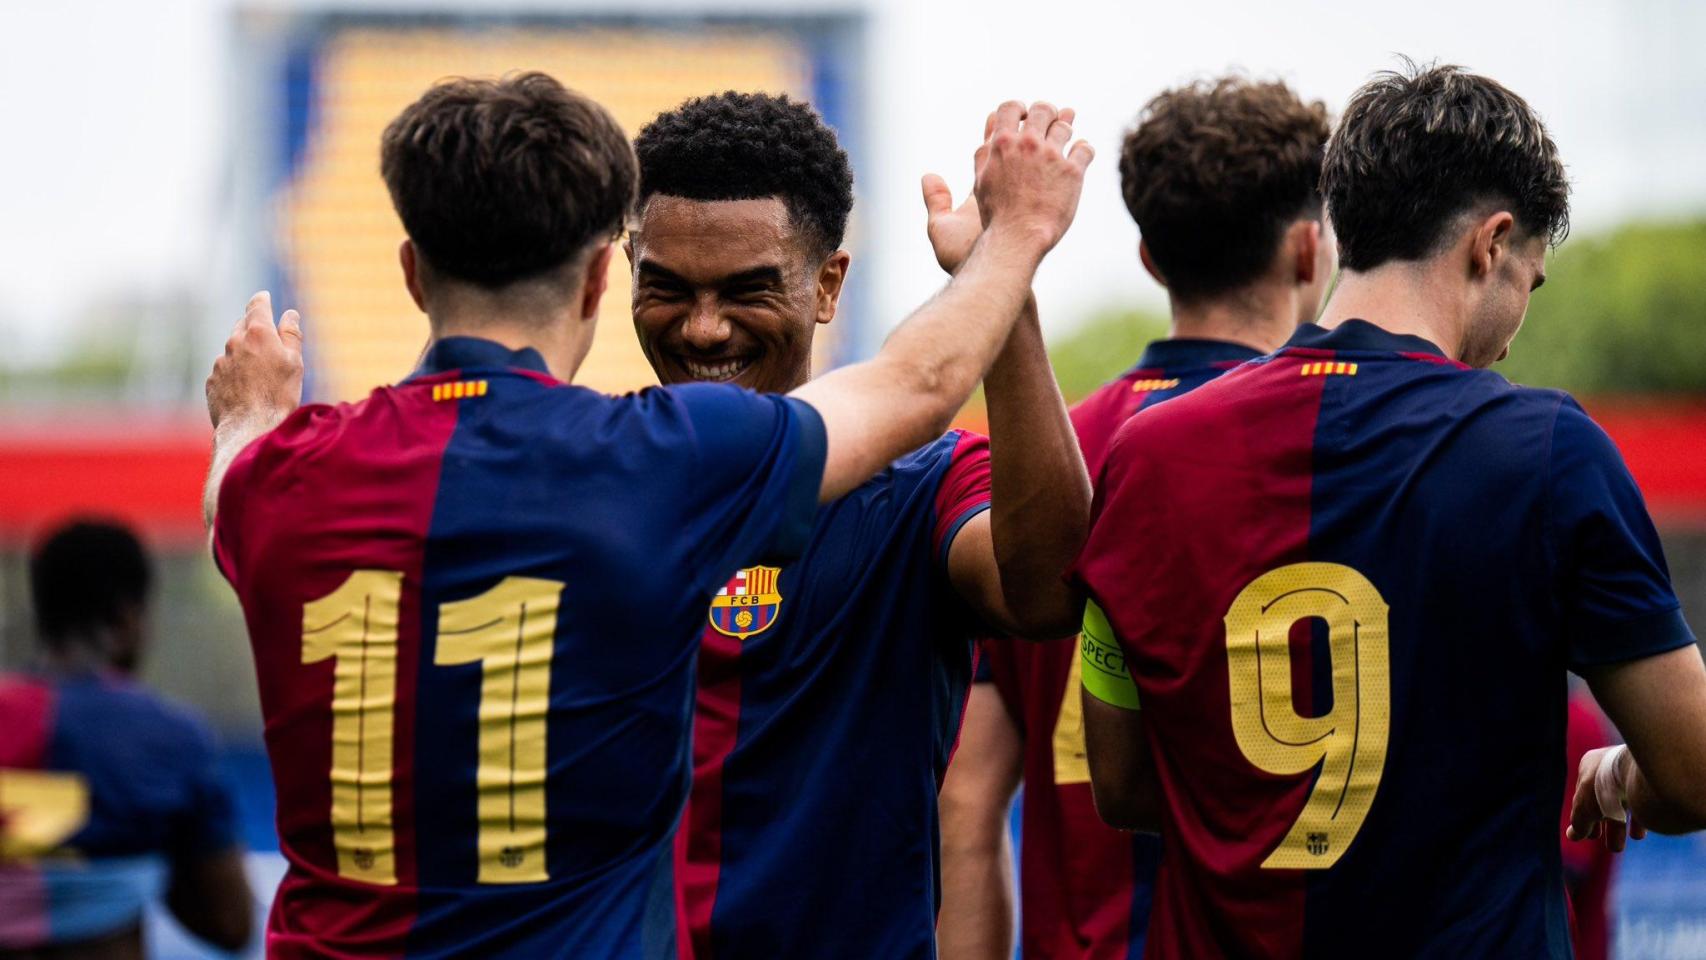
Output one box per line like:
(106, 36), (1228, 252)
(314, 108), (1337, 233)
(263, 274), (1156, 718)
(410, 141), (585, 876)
(0, 671), (236, 949)
(212, 336), (825, 959)
(1072, 320), (1696, 958)
(677, 429), (992, 959)
(979, 339), (1257, 959)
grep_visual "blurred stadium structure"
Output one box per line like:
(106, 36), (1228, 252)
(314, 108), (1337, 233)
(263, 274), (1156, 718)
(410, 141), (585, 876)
(1, 6), (1705, 960)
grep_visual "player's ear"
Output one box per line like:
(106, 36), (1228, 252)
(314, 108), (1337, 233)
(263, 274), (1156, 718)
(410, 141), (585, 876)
(1290, 220), (1322, 286)
(400, 240), (428, 312)
(1138, 241), (1167, 289)
(579, 243), (616, 322)
(815, 250), (852, 326)
(1469, 210), (1516, 280)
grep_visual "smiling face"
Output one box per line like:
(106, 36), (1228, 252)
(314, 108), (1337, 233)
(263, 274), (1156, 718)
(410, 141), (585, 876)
(628, 195), (847, 394)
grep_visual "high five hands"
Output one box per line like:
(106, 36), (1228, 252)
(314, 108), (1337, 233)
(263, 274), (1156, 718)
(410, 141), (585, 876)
(923, 102), (1093, 274)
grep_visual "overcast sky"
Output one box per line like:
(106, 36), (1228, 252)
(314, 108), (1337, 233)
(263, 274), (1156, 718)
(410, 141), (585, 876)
(1, 0), (1703, 364)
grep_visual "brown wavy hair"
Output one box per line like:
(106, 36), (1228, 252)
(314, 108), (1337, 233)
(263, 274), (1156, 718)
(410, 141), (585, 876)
(1119, 77), (1330, 302)
(1323, 61), (1570, 271)
(381, 72), (638, 288)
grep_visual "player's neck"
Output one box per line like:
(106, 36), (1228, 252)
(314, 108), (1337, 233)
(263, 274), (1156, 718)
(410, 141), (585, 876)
(1167, 285), (1301, 354)
(1317, 262), (1466, 360)
(428, 313), (594, 384)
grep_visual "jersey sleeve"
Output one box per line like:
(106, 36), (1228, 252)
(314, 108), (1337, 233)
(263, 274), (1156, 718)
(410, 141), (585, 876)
(932, 431), (993, 567)
(1547, 398), (1697, 668)
(672, 383), (828, 593)
(210, 440), (262, 585)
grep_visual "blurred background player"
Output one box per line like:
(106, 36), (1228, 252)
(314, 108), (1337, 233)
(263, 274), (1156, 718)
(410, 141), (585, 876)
(938, 78), (1332, 960)
(0, 520), (251, 960)
(626, 91), (1088, 960)
(1074, 61), (1706, 958)
(204, 73), (1094, 958)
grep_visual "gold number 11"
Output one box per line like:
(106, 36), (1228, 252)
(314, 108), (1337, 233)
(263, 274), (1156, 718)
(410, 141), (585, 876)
(301, 570), (564, 887)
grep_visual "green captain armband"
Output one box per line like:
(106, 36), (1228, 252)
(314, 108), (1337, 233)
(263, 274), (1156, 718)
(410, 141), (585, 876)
(1080, 600), (1141, 710)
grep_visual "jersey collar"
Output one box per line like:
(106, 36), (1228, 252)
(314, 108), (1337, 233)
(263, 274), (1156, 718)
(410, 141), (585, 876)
(1134, 338), (1263, 371)
(411, 336), (552, 379)
(1285, 319), (1449, 358)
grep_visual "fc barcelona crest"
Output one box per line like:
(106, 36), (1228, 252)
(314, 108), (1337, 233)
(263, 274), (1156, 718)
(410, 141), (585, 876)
(709, 566), (784, 639)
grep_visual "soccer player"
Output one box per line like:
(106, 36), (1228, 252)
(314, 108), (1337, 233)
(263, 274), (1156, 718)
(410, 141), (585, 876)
(938, 78), (1333, 960)
(0, 520), (252, 959)
(203, 75), (1093, 957)
(1073, 62), (1706, 958)
(625, 93), (1087, 959)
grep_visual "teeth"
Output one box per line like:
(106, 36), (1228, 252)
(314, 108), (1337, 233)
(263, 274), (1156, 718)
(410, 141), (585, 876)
(682, 358), (752, 383)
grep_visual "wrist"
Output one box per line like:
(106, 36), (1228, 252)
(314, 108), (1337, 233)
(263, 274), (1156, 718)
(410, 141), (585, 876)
(974, 219), (1052, 268)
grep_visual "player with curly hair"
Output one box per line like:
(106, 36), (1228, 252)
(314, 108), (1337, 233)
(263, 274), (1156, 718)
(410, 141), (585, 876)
(939, 77), (1334, 960)
(626, 91), (1091, 959)
(1075, 62), (1706, 957)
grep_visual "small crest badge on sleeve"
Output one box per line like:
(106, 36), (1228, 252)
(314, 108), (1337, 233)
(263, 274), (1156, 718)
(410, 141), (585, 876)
(708, 566), (784, 639)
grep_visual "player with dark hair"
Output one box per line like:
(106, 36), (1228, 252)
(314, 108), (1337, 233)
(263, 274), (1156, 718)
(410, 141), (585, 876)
(1074, 62), (1706, 958)
(203, 73), (1094, 958)
(938, 77), (1333, 960)
(1, 520), (252, 959)
(627, 90), (1088, 960)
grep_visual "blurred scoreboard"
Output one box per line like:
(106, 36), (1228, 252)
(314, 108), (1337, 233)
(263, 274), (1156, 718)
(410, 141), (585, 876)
(238, 12), (866, 403)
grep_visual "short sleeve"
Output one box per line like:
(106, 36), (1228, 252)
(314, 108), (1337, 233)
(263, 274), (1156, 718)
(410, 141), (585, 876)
(1548, 399), (1696, 668)
(210, 440), (262, 585)
(932, 431), (993, 567)
(672, 383), (828, 592)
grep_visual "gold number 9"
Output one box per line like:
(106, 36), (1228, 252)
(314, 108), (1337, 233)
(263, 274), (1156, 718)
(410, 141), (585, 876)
(1224, 562), (1390, 869)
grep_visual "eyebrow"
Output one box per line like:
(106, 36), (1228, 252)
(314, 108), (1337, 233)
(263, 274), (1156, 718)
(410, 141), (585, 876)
(635, 260), (784, 289)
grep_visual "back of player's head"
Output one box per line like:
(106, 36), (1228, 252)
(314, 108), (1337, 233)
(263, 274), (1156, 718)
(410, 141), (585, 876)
(30, 518), (152, 648)
(1119, 78), (1330, 302)
(1323, 61), (1570, 272)
(381, 72), (638, 288)
(634, 92), (854, 257)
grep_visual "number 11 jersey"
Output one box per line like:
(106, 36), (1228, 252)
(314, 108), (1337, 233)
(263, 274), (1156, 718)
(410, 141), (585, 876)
(1071, 320), (1695, 959)
(213, 337), (825, 959)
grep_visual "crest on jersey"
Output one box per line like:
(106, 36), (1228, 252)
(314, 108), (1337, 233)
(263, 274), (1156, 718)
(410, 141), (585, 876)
(709, 566), (784, 639)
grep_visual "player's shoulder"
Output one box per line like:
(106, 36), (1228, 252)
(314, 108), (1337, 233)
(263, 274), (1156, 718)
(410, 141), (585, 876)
(55, 675), (217, 753)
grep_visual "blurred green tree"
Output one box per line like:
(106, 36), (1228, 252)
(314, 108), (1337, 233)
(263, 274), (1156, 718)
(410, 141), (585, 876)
(1498, 219), (1706, 394)
(1045, 220), (1706, 399)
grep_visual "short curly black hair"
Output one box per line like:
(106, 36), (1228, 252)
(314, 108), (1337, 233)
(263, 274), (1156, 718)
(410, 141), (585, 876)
(31, 518), (151, 646)
(1119, 78), (1331, 302)
(635, 92), (854, 255)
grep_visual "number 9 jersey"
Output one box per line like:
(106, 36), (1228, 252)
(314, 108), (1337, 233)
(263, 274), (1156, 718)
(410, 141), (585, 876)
(1070, 320), (1697, 959)
(212, 337), (825, 959)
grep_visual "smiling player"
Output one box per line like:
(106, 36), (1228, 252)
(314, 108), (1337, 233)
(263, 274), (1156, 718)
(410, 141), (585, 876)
(626, 92), (1090, 959)
(204, 76), (1094, 958)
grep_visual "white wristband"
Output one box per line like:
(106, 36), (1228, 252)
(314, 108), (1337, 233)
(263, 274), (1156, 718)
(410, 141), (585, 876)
(1592, 744), (1631, 824)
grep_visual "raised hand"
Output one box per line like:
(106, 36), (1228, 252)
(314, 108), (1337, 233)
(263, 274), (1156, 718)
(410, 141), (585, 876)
(972, 101), (1094, 260)
(207, 291), (304, 431)
(921, 176), (983, 276)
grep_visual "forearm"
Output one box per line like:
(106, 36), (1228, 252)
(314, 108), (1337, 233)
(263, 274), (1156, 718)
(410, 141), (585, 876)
(1628, 757), (1706, 834)
(984, 297), (1090, 638)
(794, 229), (1041, 501)
(202, 414), (282, 529)
(936, 827), (1015, 960)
